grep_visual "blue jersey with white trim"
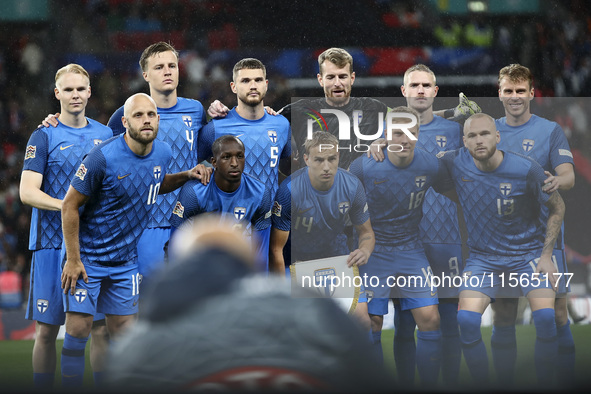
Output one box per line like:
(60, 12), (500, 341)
(198, 109), (291, 199)
(108, 97), (206, 228)
(439, 148), (550, 256)
(170, 173), (272, 236)
(290, 167), (369, 261)
(350, 148), (446, 252)
(22, 119), (112, 250)
(70, 135), (172, 264)
(416, 115), (463, 245)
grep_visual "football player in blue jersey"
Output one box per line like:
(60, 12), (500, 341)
(59, 93), (208, 388)
(350, 106), (444, 388)
(20, 64), (113, 389)
(439, 113), (565, 387)
(367, 65), (464, 385)
(490, 64), (576, 386)
(38, 42), (208, 283)
(275, 132), (374, 330)
(169, 135), (272, 254)
(198, 58), (291, 270)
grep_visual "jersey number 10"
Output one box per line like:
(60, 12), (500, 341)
(147, 182), (162, 205)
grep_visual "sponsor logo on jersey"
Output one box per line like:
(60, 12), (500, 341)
(499, 182), (512, 196)
(415, 176), (427, 189)
(37, 299), (49, 314)
(153, 166), (162, 179)
(267, 130), (277, 144)
(522, 139), (535, 152)
(75, 164), (88, 181)
(297, 207), (313, 214)
(314, 268), (337, 297)
(117, 173), (131, 180)
(436, 135), (447, 148)
(272, 201), (282, 217)
(234, 207), (246, 220)
(182, 116), (192, 129)
(93, 139), (102, 146)
(373, 179), (387, 185)
(25, 145), (36, 160)
(461, 176), (474, 182)
(338, 201), (350, 214)
(60, 144), (74, 151)
(74, 289), (87, 303)
(173, 201), (184, 218)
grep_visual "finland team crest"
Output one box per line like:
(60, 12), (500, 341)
(522, 139), (535, 152)
(74, 289), (87, 304)
(338, 201), (350, 214)
(314, 268), (337, 297)
(499, 183), (512, 196)
(267, 130), (277, 144)
(234, 207), (246, 220)
(182, 116), (192, 128)
(436, 135), (447, 148)
(153, 166), (162, 180)
(415, 176), (427, 189)
(36, 299), (49, 314)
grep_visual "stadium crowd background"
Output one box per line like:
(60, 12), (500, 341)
(1, 0), (591, 310)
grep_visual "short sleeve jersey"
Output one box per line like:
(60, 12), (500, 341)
(290, 167), (369, 261)
(272, 176), (291, 232)
(70, 135), (172, 264)
(198, 109), (291, 200)
(416, 115), (463, 245)
(22, 119), (113, 250)
(439, 148), (551, 256)
(108, 97), (206, 228)
(349, 149), (446, 252)
(170, 173), (272, 236)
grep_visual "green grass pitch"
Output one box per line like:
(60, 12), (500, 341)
(0, 325), (590, 391)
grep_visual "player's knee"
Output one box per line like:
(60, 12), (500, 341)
(492, 304), (518, 326)
(35, 322), (59, 344)
(415, 310), (440, 332)
(554, 299), (569, 326)
(90, 324), (110, 345)
(457, 310), (482, 345)
(532, 308), (556, 339)
(370, 314), (384, 332)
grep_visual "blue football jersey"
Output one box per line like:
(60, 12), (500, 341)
(108, 97), (206, 228)
(170, 173), (272, 237)
(22, 119), (112, 250)
(349, 149), (446, 252)
(70, 135), (172, 264)
(198, 109), (291, 199)
(496, 114), (573, 249)
(290, 167), (369, 261)
(272, 176), (291, 232)
(439, 148), (551, 256)
(416, 115), (463, 245)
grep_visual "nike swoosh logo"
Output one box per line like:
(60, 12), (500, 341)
(60, 144), (74, 150)
(117, 174), (131, 180)
(298, 207), (313, 214)
(461, 176), (473, 182)
(374, 180), (387, 185)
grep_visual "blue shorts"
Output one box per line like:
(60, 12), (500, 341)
(360, 248), (438, 310)
(26, 249), (65, 325)
(368, 297), (388, 315)
(423, 242), (463, 298)
(461, 252), (554, 298)
(137, 227), (170, 279)
(63, 261), (140, 316)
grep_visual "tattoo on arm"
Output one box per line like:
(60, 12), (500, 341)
(542, 192), (565, 255)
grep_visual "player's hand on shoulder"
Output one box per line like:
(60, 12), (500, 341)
(61, 258), (88, 295)
(207, 100), (229, 118)
(367, 138), (387, 162)
(39, 112), (60, 128)
(264, 106), (277, 116)
(190, 163), (212, 185)
(347, 249), (370, 267)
